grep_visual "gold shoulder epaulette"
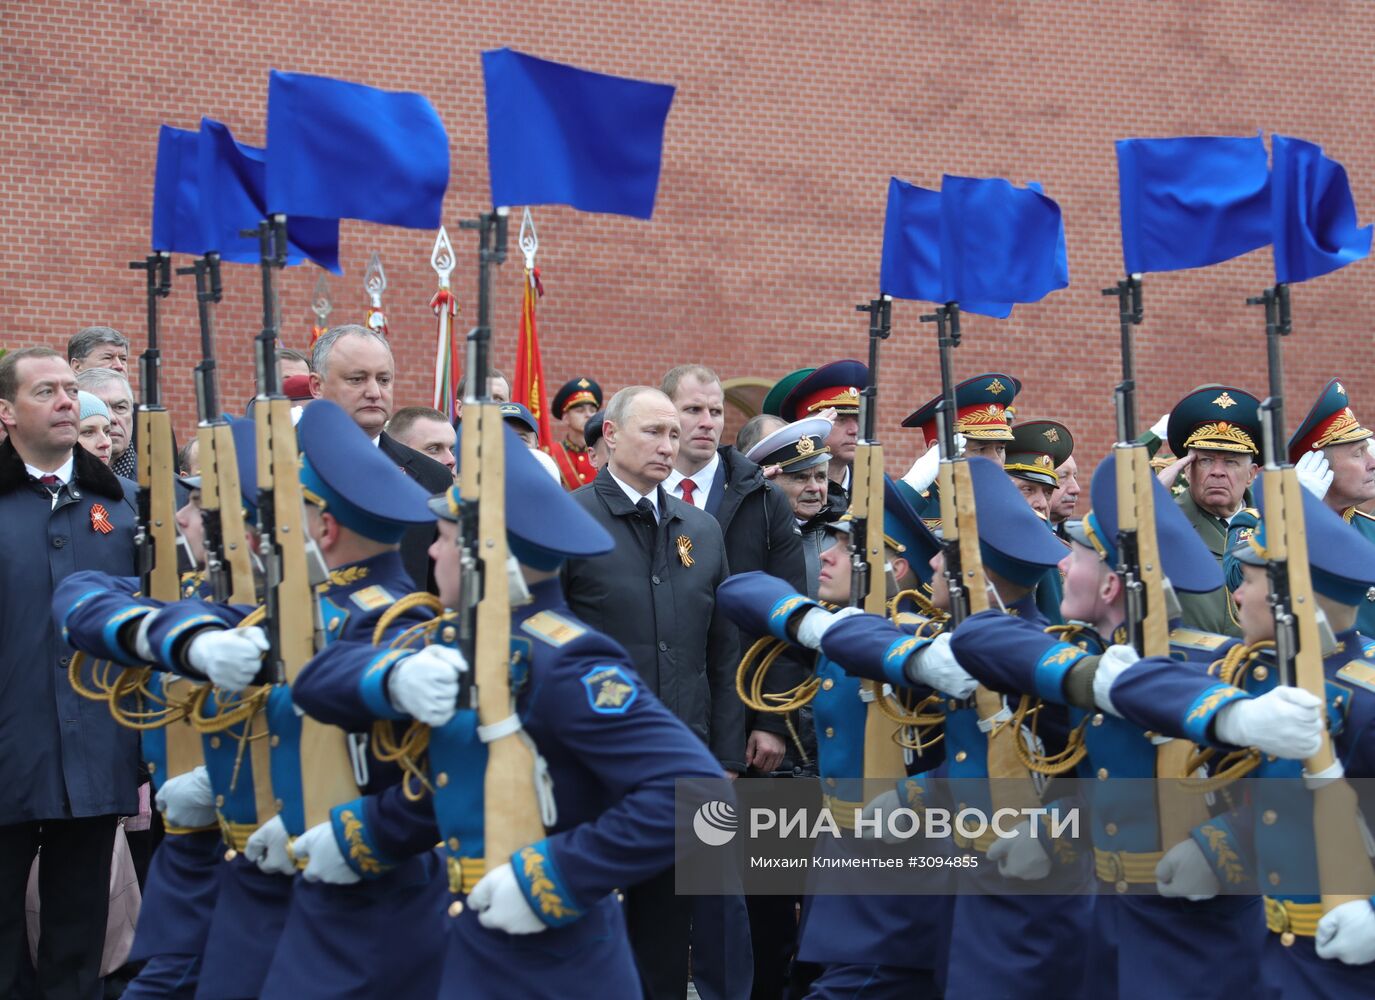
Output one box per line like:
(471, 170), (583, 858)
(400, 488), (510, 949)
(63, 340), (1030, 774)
(1170, 627), (1229, 652)
(521, 609), (587, 647)
(1336, 659), (1375, 695)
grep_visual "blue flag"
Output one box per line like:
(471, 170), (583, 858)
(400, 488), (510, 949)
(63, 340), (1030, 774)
(151, 126), (203, 254)
(198, 119), (340, 273)
(1115, 135), (1270, 274)
(1271, 135), (1372, 284)
(482, 48), (675, 219)
(879, 178), (1013, 317)
(265, 70), (449, 229)
(937, 174), (1068, 305)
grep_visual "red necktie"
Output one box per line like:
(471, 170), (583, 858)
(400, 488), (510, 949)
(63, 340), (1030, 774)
(679, 478), (696, 507)
(39, 475), (60, 487)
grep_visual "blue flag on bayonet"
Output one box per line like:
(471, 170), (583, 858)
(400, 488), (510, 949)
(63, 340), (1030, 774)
(937, 174), (1068, 305)
(265, 70), (449, 229)
(151, 125), (202, 255)
(482, 48), (675, 219)
(879, 177), (1014, 317)
(1270, 134), (1371, 284)
(197, 118), (340, 272)
(1115, 134), (1271, 274)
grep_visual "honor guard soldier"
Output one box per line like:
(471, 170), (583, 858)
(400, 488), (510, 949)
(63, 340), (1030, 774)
(948, 452), (1295, 1000)
(777, 360), (866, 500)
(1162, 384), (1263, 636)
(56, 401), (446, 1000)
(1287, 377), (1375, 636)
(284, 424), (726, 999)
(716, 478), (950, 998)
(898, 373), (1021, 520)
(50, 416), (259, 1000)
(1098, 481), (1375, 995)
(814, 458), (1091, 1000)
(1003, 418), (1074, 624)
(548, 376), (602, 489)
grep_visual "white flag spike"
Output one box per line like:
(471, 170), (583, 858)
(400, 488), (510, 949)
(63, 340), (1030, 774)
(519, 207), (539, 273)
(364, 251), (387, 307)
(430, 226), (455, 289)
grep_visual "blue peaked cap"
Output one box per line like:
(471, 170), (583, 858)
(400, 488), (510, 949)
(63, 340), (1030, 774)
(297, 400), (435, 544)
(435, 421), (614, 569)
(1232, 477), (1375, 605)
(1068, 451), (1222, 594)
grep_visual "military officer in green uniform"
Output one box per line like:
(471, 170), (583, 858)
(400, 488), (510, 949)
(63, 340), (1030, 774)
(1003, 418), (1073, 624)
(1288, 377), (1375, 636)
(1160, 385), (1262, 637)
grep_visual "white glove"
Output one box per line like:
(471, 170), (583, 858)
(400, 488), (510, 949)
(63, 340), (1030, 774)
(155, 766), (216, 829)
(908, 633), (977, 700)
(244, 815), (297, 876)
(953, 432), (968, 457)
(187, 626), (269, 691)
(901, 442), (941, 495)
(856, 789), (907, 844)
(987, 819), (1051, 881)
(1316, 898), (1375, 965)
(795, 605), (863, 651)
(1214, 686), (1324, 759)
(292, 821), (361, 885)
(1295, 450), (1333, 501)
(1150, 411), (1171, 441)
(133, 614), (156, 663)
(1092, 643), (1141, 719)
(1154, 838), (1220, 901)
(389, 645), (468, 727)
(468, 861), (546, 935)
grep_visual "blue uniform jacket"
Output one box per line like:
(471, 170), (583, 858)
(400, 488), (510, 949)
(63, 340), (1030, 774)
(0, 441), (140, 823)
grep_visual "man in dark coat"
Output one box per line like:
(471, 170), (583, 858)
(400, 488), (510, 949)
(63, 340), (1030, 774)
(562, 385), (743, 1000)
(309, 324), (452, 592)
(0, 348), (140, 999)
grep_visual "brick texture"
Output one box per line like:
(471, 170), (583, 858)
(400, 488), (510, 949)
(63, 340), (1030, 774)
(3, 1), (1374, 499)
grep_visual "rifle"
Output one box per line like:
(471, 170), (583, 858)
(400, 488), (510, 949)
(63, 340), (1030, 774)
(920, 303), (1040, 815)
(178, 253), (254, 605)
(849, 296), (907, 782)
(1102, 275), (1208, 848)
(127, 252), (179, 603)
(244, 216), (352, 835)
(1246, 283), (1375, 913)
(454, 207), (546, 869)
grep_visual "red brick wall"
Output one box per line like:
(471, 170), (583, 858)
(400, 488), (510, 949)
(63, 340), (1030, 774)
(5, 1), (1374, 495)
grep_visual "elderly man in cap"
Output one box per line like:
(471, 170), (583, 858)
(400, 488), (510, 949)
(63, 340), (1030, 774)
(1003, 418), (1074, 623)
(745, 416), (841, 596)
(548, 376), (603, 489)
(1157, 385), (1263, 636)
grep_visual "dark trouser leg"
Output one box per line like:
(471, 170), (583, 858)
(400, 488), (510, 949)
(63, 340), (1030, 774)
(0, 822), (41, 999)
(36, 815), (118, 1000)
(746, 894), (798, 1000)
(625, 867), (693, 1000)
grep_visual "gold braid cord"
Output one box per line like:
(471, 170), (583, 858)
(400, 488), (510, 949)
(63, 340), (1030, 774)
(1177, 641), (1270, 792)
(67, 653), (196, 730)
(1007, 624), (1093, 776)
(736, 636), (820, 714)
(369, 593), (445, 797)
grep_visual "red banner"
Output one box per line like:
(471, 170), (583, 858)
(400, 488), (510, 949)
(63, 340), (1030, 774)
(513, 267), (553, 448)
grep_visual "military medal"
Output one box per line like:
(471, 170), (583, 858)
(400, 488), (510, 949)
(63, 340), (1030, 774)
(676, 535), (694, 567)
(90, 503), (113, 534)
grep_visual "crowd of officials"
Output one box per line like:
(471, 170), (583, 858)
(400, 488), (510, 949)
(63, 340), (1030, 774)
(4, 319), (1375, 999)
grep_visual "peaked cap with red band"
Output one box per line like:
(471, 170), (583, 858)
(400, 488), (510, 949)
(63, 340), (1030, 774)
(1287, 377), (1372, 464)
(778, 360), (867, 422)
(902, 373), (1022, 446)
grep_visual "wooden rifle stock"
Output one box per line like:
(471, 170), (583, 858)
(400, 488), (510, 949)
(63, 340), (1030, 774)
(1115, 442), (1211, 847)
(941, 457), (1041, 814)
(198, 421), (254, 606)
(849, 440), (908, 783)
(465, 402), (546, 867)
(1264, 465), (1375, 910)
